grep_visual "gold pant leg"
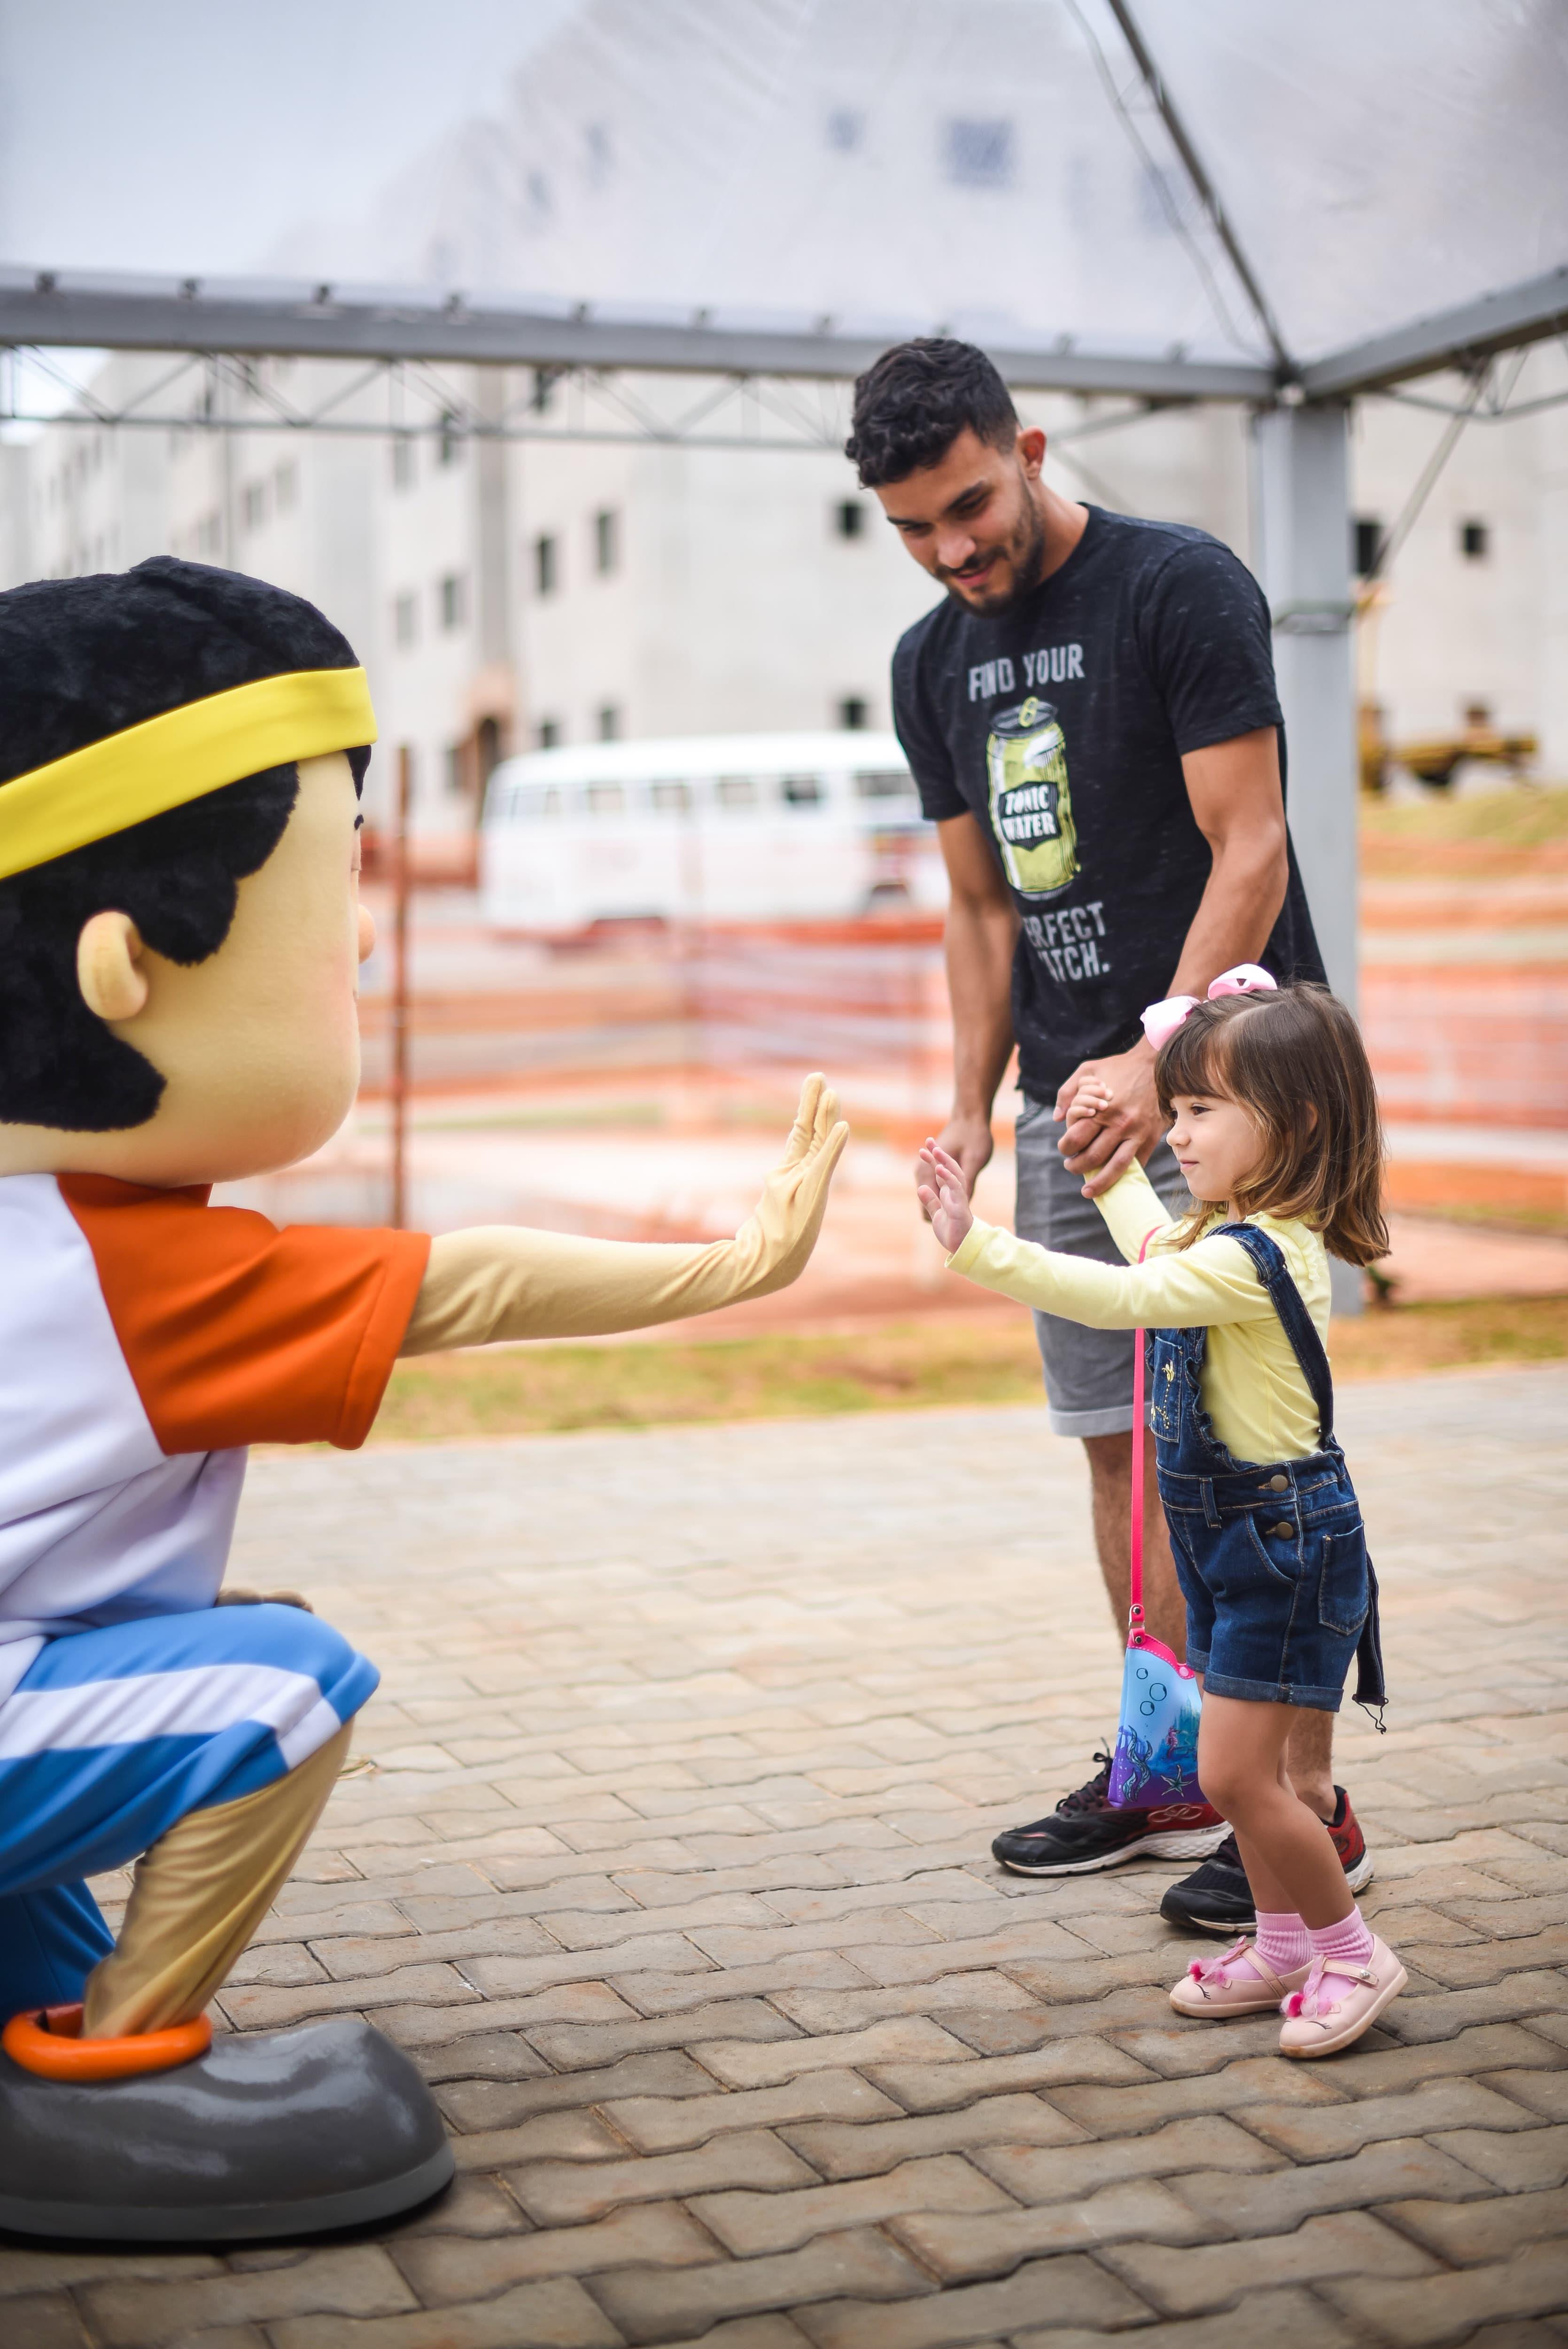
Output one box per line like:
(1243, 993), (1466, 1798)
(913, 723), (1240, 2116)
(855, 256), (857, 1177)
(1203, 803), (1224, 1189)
(82, 1721), (352, 2039)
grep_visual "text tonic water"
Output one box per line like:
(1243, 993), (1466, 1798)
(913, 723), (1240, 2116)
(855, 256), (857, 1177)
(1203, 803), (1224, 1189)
(985, 695), (1079, 900)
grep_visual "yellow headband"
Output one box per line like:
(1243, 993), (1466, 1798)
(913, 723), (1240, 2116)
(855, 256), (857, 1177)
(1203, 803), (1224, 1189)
(0, 665), (378, 884)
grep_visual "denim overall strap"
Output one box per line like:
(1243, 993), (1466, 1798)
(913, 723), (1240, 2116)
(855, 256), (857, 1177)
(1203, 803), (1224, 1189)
(1211, 1221), (1335, 1449)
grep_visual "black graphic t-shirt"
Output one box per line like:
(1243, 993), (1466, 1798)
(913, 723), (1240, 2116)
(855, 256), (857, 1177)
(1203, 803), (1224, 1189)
(892, 506), (1326, 1102)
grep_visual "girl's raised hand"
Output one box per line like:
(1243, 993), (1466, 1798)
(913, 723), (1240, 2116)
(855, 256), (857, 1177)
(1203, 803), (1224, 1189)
(916, 1140), (975, 1254)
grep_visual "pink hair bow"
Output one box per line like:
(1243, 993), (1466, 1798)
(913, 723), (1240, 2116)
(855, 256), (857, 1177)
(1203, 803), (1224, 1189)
(1141, 964), (1277, 1051)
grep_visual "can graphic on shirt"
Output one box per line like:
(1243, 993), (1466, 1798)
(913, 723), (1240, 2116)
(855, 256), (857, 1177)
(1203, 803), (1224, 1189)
(985, 696), (1079, 900)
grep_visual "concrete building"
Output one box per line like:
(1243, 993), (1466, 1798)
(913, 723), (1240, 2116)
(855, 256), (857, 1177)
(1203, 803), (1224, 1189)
(1351, 356), (1568, 759)
(6, 0), (1564, 854)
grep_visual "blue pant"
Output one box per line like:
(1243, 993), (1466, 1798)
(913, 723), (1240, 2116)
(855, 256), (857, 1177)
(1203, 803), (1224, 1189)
(0, 1605), (376, 2019)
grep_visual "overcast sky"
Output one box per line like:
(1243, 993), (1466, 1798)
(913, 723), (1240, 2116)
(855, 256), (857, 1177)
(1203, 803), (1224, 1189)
(0, 0), (575, 278)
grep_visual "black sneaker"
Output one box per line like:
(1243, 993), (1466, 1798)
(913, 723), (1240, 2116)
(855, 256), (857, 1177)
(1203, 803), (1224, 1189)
(992, 1749), (1230, 1878)
(1160, 1786), (1376, 1936)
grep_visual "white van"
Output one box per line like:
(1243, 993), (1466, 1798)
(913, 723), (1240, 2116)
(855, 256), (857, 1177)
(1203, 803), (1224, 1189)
(479, 731), (947, 935)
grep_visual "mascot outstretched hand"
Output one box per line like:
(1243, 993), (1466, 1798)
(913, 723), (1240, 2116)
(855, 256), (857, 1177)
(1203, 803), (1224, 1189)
(0, 557), (848, 2240)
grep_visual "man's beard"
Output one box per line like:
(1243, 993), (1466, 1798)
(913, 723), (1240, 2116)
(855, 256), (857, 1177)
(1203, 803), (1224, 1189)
(941, 495), (1049, 615)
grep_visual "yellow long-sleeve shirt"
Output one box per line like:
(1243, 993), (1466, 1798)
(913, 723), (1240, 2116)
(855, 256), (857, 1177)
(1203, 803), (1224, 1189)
(947, 1160), (1331, 1464)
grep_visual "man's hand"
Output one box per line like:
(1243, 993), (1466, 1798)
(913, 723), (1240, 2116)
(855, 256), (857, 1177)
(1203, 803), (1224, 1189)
(1052, 1042), (1165, 1197)
(916, 1107), (993, 1221)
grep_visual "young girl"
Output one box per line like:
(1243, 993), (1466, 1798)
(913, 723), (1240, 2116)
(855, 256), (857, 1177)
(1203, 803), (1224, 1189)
(919, 975), (1401, 2058)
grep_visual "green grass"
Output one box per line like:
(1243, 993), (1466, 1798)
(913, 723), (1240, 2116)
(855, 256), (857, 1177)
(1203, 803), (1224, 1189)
(1361, 783), (1568, 849)
(369, 1294), (1568, 1444)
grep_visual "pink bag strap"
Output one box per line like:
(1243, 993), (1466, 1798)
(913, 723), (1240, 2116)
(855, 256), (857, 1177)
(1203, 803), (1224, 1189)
(1129, 1229), (1154, 1638)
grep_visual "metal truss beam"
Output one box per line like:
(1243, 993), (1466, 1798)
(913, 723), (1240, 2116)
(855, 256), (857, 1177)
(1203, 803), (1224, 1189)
(0, 270), (1275, 402)
(2, 346), (1203, 454)
(6, 264), (1565, 419)
(1299, 264), (1568, 399)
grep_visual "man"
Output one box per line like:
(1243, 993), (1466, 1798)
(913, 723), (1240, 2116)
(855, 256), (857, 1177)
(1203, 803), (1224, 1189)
(846, 339), (1372, 1934)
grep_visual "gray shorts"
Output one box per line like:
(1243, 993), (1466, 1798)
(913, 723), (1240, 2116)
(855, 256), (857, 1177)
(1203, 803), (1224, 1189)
(1014, 1095), (1191, 1439)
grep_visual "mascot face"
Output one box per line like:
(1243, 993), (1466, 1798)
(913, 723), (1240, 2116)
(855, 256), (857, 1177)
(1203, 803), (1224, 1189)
(58, 752), (375, 1188)
(0, 558), (380, 1190)
(0, 752), (373, 1193)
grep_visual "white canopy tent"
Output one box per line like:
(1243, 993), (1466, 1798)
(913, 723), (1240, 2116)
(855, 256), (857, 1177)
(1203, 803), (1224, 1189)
(4, 0), (1567, 1018)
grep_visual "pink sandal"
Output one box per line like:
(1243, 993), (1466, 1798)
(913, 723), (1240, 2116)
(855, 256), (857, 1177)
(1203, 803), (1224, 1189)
(1169, 1935), (1312, 2017)
(1278, 1939), (1407, 2056)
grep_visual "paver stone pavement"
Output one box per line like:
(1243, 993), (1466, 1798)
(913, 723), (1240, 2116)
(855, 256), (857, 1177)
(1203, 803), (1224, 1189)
(1, 1365), (1565, 2347)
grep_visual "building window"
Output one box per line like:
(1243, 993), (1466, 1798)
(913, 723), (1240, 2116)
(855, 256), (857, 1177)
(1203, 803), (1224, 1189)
(437, 412), (462, 467)
(835, 499), (865, 540)
(826, 108), (865, 152)
(597, 704), (622, 742)
(444, 742), (468, 795)
(241, 481), (267, 532)
(838, 696), (869, 731)
(536, 717), (562, 749)
(438, 573), (466, 630)
(391, 436), (416, 490)
(274, 460), (298, 513)
(945, 117), (1014, 189)
(534, 535), (559, 597)
(651, 779), (691, 811)
(1138, 163), (1183, 233)
(716, 775), (757, 807)
(593, 508), (620, 576)
(393, 592), (418, 648)
(1353, 516), (1383, 578)
(783, 774), (823, 804)
(1460, 519), (1489, 560)
(530, 369), (557, 415)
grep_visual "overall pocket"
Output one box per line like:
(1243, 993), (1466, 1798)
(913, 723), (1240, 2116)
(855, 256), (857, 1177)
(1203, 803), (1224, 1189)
(1317, 1523), (1371, 1638)
(1242, 1510), (1301, 1589)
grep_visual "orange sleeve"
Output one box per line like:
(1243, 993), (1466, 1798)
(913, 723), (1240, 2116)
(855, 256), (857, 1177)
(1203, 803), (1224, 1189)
(60, 1175), (431, 1453)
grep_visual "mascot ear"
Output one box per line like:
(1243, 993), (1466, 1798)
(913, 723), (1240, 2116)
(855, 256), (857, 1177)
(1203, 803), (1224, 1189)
(77, 911), (150, 1024)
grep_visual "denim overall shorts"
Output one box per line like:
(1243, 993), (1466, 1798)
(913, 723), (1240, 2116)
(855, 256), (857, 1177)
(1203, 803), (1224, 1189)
(1148, 1223), (1386, 1717)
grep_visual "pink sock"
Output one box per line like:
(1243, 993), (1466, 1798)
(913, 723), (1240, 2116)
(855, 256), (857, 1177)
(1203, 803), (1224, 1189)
(1253, 1909), (1312, 1974)
(1309, 1906), (1375, 1967)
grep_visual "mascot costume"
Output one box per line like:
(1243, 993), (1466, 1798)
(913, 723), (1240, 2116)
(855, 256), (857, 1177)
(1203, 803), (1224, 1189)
(0, 557), (847, 2240)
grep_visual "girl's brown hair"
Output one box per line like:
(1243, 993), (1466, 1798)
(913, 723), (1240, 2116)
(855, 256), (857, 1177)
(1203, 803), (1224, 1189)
(1155, 984), (1388, 1267)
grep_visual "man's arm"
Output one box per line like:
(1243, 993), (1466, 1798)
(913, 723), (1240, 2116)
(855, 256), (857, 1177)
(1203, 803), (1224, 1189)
(927, 812), (1019, 1198)
(1056, 726), (1289, 1196)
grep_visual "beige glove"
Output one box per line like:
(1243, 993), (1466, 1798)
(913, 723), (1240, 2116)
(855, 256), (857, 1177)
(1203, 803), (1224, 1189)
(401, 1074), (849, 1354)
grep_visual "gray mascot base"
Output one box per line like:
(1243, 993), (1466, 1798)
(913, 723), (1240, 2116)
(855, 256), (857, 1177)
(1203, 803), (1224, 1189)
(0, 2019), (453, 2240)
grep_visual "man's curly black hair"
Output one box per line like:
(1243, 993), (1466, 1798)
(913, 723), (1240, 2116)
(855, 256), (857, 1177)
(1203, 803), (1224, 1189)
(0, 557), (369, 1133)
(844, 337), (1019, 488)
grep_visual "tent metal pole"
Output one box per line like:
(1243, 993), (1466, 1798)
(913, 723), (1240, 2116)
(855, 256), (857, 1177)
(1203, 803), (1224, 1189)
(1250, 398), (1364, 1309)
(1101, 0), (1294, 375)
